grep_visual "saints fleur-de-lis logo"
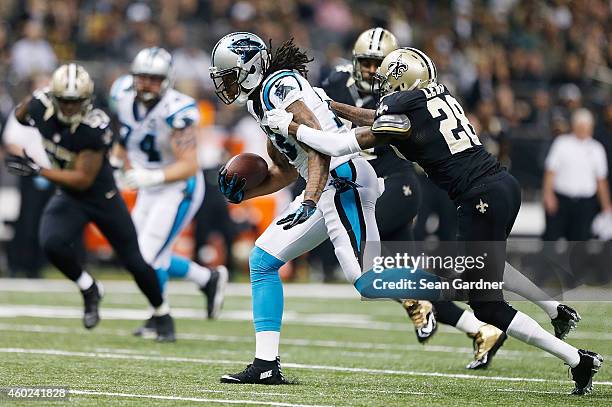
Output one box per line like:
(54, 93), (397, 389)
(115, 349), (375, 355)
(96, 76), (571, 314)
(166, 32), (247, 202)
(476, 199), (489, 214)
(388, 56), (408, 80)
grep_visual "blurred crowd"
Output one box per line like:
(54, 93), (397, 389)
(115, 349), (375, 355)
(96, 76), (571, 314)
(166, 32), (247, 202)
(0, 0), (611, 278)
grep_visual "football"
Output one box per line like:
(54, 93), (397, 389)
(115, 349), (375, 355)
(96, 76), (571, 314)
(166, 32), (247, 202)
(224, 152), (268, 190)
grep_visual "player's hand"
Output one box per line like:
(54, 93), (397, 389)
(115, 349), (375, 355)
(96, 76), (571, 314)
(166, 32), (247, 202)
(276, 199), (317, 230)
(4, 152), (41, 177)
(218, 167), (246, 204)
(124, 168), (165, 189)
(266, 109), (293, 137)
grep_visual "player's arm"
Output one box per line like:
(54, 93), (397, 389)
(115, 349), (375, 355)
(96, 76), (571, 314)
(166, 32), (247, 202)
(286, 99), (330, 204)
(329, 100), (376, 126)
(242, 139), (298, 200)
(13, 95), (34, 126)
(110, 142), (131, 170)
(39, 149), (104, 190)
(163, 125), (199, 182)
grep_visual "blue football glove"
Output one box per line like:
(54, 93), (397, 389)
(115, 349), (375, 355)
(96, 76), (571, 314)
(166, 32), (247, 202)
(218, 167), (246, 204)
(276, 199), (317, 230)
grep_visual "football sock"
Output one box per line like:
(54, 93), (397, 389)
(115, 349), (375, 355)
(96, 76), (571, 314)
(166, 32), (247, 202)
(76, 271), (94, 290)
(503, 262), (560, 319)
(432, 301), (465, 326)
(455, 310), (485, 334)
(153, 301), (170, 316)
(354, 267), (442, 299)
(167, 255), (212, 287)
(250, 247), (285, 334)
(155, 267), (169, 294)
(255, 331), (280, 361)
(506, 311), (580, 367)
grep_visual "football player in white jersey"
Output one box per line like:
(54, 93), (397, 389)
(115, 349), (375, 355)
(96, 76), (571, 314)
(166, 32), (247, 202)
(110, 47), (228, 336)
(210, 33), (383, 384)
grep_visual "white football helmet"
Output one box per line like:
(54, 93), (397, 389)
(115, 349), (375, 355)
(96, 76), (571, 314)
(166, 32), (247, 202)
(131, 47), (173, 102)
(49, 63), (94, 126)
(209, 32), (269, 105)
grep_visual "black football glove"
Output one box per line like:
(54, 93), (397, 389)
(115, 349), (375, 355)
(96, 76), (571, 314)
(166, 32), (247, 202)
(218, 166), (246, 204)
(277, 199), (317, 230)
(5, 152), (41, 177)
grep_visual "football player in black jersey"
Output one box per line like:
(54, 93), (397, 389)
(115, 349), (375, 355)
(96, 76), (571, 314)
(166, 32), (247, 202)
(4, 64), (175, 342)
(323, 28), (506, 369)
(268, 48), (601, 394)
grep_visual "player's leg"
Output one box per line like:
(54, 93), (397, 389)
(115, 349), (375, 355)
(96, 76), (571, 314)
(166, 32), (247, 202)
(135, 175), (227, 321)
(221, 195), (328, 384)
(461, 173), (602, 393)
(320, 159), (381, 286)
(88, 192), (173, 342)
(38, 193), (103, 329)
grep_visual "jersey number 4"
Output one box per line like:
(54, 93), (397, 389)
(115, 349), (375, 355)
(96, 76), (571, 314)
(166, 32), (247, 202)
(427, 95), (480, 154)
(140, 134), (161, 162)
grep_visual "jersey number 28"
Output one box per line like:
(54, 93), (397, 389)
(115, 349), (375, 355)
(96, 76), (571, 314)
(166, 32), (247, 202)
(427, 95), (480, 154)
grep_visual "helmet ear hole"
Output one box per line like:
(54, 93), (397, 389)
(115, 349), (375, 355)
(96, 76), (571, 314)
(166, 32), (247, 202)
(249, 65), (256, 74)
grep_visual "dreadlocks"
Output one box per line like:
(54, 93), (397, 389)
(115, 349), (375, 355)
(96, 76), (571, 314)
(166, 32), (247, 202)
(249, 38), (313, 113)
(263, 38), (313, 82)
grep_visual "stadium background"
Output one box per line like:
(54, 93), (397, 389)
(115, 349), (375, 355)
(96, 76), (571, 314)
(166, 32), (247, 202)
(0, 0), (610, 281)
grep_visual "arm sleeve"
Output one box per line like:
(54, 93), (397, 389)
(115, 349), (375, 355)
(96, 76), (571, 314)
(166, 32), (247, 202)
(544, 139), (562, 172)
(296, 125), (362, 157)
(166, 102), (200, 130)
(262, 74), (304, 111)
(595, 142), (608, 179)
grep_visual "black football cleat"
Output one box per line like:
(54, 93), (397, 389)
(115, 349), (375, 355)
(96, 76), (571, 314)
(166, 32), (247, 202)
(153, 314), (176, 343)
(570, 349), (603, 395)
(201, 266), (228, 319)
(552, 304), (581, 340)
(466, 324), (507, 370)
(400, 299), (438, 343)
(81, 281), (103, 329)
(133, 316), (157, 337)
(220, 357), (288, 385)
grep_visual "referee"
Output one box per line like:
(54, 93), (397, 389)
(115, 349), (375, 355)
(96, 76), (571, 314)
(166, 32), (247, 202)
(543, 108), (612, 240)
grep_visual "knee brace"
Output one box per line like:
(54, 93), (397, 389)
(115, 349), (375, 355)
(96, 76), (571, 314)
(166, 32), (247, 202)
(469, 301), (517, 332)
(250, 246), (285, 332)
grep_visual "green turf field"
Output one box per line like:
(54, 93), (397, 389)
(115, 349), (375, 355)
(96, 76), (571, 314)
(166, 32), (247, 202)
(0, 279), (610, 406)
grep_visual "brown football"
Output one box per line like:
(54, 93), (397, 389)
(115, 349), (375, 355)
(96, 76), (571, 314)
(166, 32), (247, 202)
(224, 153), (268, 190)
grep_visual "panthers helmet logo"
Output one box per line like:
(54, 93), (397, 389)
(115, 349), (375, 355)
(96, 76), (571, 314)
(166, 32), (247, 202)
(388, 57), (408, 80)
(228, 38), (265, 63)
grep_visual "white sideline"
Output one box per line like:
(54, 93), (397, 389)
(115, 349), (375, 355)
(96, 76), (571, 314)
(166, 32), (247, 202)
(69, 389), (331, 407)
(1, 347), (611, 387)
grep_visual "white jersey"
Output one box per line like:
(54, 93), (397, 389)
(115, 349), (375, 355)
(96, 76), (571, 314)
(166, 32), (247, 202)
(247, 69), (356, 180)
(110, 74), (200, 170)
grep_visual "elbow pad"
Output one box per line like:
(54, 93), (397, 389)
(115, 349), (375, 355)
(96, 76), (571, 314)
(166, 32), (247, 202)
(371, 114), (411, 135)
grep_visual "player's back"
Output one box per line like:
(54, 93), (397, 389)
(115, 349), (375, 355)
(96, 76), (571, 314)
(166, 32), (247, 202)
(253, 69), (356, 180)
(375, 84), (500, 199)
(110, 75), (199, 172)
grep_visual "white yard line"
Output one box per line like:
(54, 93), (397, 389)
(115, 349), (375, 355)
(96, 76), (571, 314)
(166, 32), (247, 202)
(0, 322), (558, 360)
(2, 347), (611, 387)
(69, 389), (331, 407)
(2, 278), (610, 300)
(1, 302), (611, 341)
(495, 388), (569, 395)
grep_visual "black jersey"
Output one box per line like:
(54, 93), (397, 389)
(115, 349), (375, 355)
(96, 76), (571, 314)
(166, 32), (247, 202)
(372, 84), (500, 200)
(322, 65), (415, 176)
(21, 90), (115, 198)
